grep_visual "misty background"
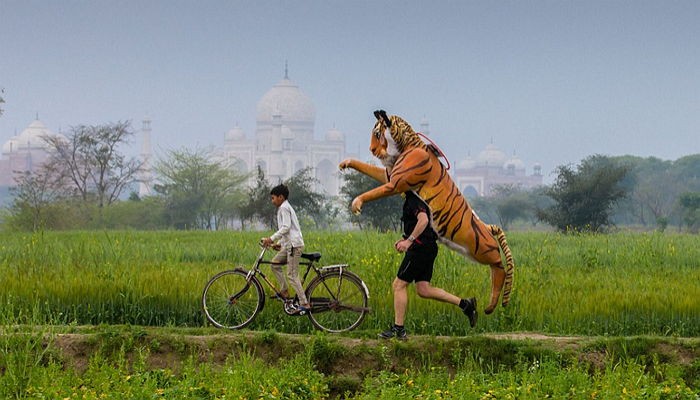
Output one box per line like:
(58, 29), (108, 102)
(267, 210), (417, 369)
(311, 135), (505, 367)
(1, 0), (698, 184)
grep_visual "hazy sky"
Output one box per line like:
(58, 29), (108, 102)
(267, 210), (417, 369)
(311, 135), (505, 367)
(1, 0), (698, 182)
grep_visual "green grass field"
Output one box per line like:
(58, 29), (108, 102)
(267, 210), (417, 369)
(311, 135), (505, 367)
(1, 230), (699, 398)
(0, 230), (698, 336)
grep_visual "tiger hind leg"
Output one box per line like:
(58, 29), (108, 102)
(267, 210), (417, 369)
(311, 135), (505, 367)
(485, 263), (506, 315)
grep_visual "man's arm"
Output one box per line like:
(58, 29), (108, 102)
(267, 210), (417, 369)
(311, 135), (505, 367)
(395, 211), (429, 253)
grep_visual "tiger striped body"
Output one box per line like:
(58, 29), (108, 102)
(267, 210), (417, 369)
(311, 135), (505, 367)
(339, 110), (514, 313)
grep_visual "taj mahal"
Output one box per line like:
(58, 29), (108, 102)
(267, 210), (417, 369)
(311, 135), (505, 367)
(0, 118), (67, 187)
(219, 68), (349, 196)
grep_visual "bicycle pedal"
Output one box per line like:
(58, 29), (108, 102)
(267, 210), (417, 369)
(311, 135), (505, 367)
(283, 303), (298, 314)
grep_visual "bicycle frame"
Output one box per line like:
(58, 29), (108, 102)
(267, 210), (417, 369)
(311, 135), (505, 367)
(245, 245), (319, 298)
(245, 246), (369, 310)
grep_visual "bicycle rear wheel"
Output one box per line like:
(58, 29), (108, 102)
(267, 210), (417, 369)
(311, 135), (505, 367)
(305, 270), (369, 333)
(202, 269), (264, 329)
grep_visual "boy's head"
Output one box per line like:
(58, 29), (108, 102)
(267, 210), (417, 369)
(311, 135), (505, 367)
(270, 184), (289, 207)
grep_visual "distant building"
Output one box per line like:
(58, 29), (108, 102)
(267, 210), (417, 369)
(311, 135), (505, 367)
(221, 68), (349, 196)
(453, 141), (543, 197)
(0, 118), (66, 187)
(138, 118), (154, 197)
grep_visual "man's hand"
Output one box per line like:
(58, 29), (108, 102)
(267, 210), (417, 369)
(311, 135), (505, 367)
(394, 239), (412, 253)
(261, 237), (273, 247)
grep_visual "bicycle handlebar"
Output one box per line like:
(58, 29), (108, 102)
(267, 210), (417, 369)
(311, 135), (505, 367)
(258, 240), (281, 251)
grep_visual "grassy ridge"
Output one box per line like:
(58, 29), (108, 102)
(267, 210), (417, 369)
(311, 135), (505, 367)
(1, 324), (698, 399)
(0, 230), (698, 336)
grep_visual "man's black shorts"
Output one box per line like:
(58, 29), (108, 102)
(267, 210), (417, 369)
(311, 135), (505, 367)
(397, 242), (438, 283)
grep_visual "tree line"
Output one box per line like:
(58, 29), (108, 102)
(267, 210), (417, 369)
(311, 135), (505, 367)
(1, 121), (699, 233)
(473, 154), (700, 233)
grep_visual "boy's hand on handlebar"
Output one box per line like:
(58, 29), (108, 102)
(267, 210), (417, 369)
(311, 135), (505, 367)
(260, 237), (281, 251)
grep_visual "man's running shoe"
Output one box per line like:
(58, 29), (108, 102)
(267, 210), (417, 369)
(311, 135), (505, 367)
(461, 297), (478, 328)
(378, 325), (407, 340)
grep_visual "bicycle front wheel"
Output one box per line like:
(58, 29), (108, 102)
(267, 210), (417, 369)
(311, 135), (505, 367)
(202, 269), (264, 329)
(305, 270), (369, 333)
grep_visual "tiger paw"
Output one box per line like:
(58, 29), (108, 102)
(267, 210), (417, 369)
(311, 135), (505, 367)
(351, 198), (363, 214)
(339, 159), (353, 170)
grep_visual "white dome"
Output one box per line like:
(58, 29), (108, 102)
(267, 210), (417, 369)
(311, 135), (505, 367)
(256, 77), (315, 124)
(457, 156), (476, 170)
(2, 119), (66, 153)
(476, 143), (507, 167)
(325, 127), (344, 141)
(504, 155), (525, 170)
(225, 126), (245, 141)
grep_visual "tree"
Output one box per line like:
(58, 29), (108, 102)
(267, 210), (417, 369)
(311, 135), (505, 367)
(154, 147), (247, 230)
(608, 154), (700, 230)
(537, 155), (629, 232)
(624, 156), (677, 229)
(284, 167), (329, 228)
(672, 155), (700, 195)
(237, 166), (274, 229)
(679, 192), (700, 233)
(43, 121), (143, 210)
(488, 184), (534, 230)
(98, 195), (168, 230)
(237, 167), (330, 230)
(6, 167), (68, 231)
(340, 169), (402, 231)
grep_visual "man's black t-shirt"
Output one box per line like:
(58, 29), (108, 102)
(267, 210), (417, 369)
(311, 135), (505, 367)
(401, 191), (437, 245)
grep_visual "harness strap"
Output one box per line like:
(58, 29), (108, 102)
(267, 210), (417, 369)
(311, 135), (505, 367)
(417, 131), (451, 171)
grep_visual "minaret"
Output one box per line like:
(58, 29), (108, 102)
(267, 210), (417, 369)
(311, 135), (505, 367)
(269, 106), (284, 181)
(420, 116), (430, 136)
(138, 117), (153, 197)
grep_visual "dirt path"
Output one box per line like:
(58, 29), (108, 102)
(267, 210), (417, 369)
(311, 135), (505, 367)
(47, 329), (700, 377)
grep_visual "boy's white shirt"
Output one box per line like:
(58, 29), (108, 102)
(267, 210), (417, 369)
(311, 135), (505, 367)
(270, 200), (304, 249)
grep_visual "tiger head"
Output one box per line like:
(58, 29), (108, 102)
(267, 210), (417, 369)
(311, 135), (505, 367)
(370, 110), (426, 169)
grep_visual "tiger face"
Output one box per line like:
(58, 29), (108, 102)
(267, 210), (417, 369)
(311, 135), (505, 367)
(371, 109), (427, 162)
(370, 120), (400, 169)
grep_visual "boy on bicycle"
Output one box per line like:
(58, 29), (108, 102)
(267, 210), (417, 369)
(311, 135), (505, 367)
(261, 184), (310, 314)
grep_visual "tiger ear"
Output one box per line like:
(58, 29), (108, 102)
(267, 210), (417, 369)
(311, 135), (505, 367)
(378, 110), (392, 127)
(373, 110), (382, 121)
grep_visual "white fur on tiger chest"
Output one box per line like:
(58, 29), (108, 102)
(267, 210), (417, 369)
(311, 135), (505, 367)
(380, 128), (400, 170)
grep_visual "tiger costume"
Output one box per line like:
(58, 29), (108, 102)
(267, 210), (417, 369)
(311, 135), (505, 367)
(339, 110), (514, 314)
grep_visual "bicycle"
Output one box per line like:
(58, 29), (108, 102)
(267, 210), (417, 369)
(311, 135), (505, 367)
(202, 242), (371, 333)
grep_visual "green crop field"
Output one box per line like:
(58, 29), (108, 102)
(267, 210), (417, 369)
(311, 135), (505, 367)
(1, 230), (699, 399)
(1, 230), (698, 336)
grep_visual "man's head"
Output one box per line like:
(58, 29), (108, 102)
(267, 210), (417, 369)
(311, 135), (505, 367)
(270, 184), (289, 207)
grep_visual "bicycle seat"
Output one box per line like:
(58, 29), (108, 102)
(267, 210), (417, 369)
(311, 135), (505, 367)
(301, 252), (321, 262)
